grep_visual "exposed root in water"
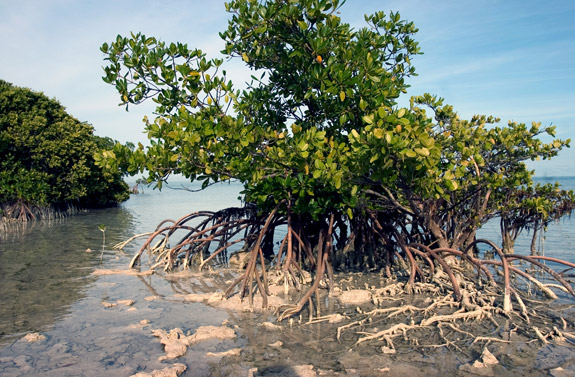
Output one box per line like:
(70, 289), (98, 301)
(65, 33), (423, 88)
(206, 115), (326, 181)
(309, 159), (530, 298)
(92, 269), (155, 277)
(113, 232), (154, 250)
(115, 203), (575, 353)
(1, 200), (82, 233)
(334, 279), (575, 351)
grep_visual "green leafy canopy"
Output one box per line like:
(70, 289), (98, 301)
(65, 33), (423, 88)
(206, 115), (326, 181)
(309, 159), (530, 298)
(0, 80), (130, 214)
(97, 0), (572, 249)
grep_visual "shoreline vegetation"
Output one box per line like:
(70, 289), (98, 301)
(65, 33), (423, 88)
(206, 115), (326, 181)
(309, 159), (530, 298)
(0, 200), (127, 238)
(2, 0), (574, 374)
(91, 0), (575, 373)
(0, 79), (130, 228)
(0, 199), (123, 225)
(114, 211), (575, 336)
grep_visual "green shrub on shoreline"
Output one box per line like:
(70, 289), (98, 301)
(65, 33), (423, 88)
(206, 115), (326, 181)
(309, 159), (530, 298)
(0, 80), (129, 222)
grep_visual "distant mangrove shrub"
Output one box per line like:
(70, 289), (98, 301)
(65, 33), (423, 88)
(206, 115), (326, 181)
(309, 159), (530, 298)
(0, 80), (129, 221)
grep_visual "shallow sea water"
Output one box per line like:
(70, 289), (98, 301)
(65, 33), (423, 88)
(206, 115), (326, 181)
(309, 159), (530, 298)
(0, 178), (574, 376)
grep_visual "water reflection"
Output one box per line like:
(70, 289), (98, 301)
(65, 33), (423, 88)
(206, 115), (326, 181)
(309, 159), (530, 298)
(0, 207), (137, 344)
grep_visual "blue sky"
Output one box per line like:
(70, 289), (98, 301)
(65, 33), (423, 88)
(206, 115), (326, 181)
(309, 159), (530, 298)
(1, 0), (574, 176)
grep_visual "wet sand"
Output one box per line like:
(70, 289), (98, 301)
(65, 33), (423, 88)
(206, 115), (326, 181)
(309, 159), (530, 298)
(1, 256), (574, 377)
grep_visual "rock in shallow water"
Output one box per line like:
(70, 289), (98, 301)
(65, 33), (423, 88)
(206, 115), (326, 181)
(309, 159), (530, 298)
(337, 289), (371, 305)
(130, 363), (187, 377)
(459, 347), (499, 376)
(151, 325), (237, 361)
(22, 332), (46, 342)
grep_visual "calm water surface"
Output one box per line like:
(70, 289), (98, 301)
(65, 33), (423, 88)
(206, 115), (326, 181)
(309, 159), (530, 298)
(0, 178), (573, 376)
(0, 181), (242, 342)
